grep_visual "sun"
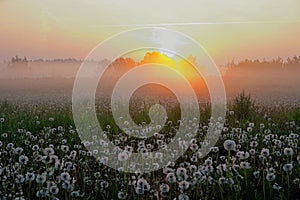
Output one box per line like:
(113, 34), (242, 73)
(139, 51), (200, 80)
(139, 51), (177, 68)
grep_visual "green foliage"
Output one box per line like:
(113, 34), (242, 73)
(232, 91), (256, 121)
(0, 100), (299, 199)
(292, 108), (300, 126)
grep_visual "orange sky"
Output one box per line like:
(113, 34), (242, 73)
(0, 0), (300, 65)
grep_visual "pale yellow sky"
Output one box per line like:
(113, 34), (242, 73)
(0, 0), (300, 64)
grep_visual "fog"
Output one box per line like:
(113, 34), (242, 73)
(0, 59), (299, 105)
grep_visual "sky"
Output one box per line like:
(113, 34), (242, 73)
(1, 0), (300, 65)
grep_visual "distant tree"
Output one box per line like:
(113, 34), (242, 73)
(11, 57), (16, 63)
(293, 56), (299, 62)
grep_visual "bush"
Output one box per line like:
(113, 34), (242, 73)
(292, 108), (300, 126)
(232, 91), (256, 121)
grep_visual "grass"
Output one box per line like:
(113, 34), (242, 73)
(0, 94), (299, 199)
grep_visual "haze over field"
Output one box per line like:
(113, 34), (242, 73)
(0, 0), (299, 104)
(0, 52), (299, 104)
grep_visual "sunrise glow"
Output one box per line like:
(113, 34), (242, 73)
(1, 0), (300, 64)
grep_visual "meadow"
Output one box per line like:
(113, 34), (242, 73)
(0, 93), (299, 199)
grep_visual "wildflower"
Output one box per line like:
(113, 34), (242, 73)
(17, 128), (24, 133)
(178, 181), (190, 190)
(240, 161), (251, 169)
(178, 194), (189, 200)
(25, 172), (35, 182)
(19, 155), (29, 165)
(210, 146), (219, 153)
(135, 187), (145, 195)
(252, 171), (259, 179)
(190, 143), (198, 151)
(118, 151), (129, 161)
(84, 177), (92, 185)
(6, 142), (14, 150)
(283, 163), (293, 172)
(49, 185), (59, 195)
(135, 178), (150, 195)
(283, 147), (293, 156)
(15, 197), (25, 200)
(70, 150), (77, 158)
(176, 167), (188, 181)
(204, 158), (213, 166)
(219, 177), (228, 184)
(189, 165), (197, 173)
(124, 145), (133, 153)
(16, 175), (25, 184)
(260, 148), (270, 157)
(43, 147), (55, 156)
(250, 141), (258, 148)
(36, 189), (47, 198)
(223, 140), (236, 151)
(58, 126), (64, 131)
(166, 173), (176, 183)
(236, 151), (250, 160)
(266, 173), (276, 182)
(48, 117), (54, 122)
(190, 155), (198, 163)
(159, 183), (170, 193)
(274, 151), (282, 157)
(60, 145), (69, 153)
(14, 147), (23, 154)
(249, 149), (256, 155)
(273, 139), (282, 147)
(228, 178), (234, 185)
(62, 181), (72, 190)
(273, 183), (282, 190)
(32, 145), (39, 151)
(205, 165), (214, 173)
(293, 178), (299, 185)
(36, 174), (46, 184)
(71, 191), (80, 197)
(118, 191), (127, 199)
(2, 132), (8, 138)
(60, 172), (71, 182)
(268, 168), (276, 174)
(46, 167), (54, 176)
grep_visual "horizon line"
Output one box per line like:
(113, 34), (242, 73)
(2, 54), (300, 67)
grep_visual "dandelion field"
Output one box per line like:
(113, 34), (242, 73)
(0, 94), (299, 200)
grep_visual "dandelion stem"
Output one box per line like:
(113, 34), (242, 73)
(244, 169), (248, 188)
(263, 170), (266, 200)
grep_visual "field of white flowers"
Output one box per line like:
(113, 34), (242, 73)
(0, 93), (299, 200)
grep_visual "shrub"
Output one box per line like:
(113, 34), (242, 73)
(232, 91), (256, 121)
